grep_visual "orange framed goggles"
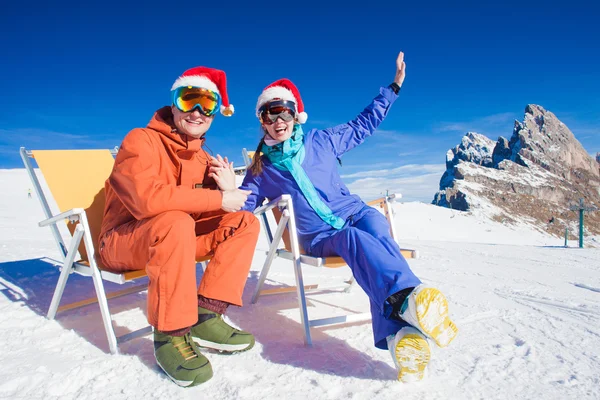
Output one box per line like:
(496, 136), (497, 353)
(172, 86), (221, 116)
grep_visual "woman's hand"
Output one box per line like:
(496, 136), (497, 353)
(394, 51), (406, 88)
(209, 154), (236, 191)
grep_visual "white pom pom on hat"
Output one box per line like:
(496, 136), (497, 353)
(256, 78), (308, 124)
(171, 66), (234, 116)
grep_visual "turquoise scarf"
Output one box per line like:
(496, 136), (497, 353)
(261, 125), (345, 229)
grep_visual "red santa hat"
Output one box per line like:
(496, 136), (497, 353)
(171, 66), (234, 116)
(255, 78), (307, 124)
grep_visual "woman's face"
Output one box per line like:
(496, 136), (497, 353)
(263, 117), (295, 142)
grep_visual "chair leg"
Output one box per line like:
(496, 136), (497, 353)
(282, 203), (313, 346)
(252, 213), (290, 304)
(291, 258), (312, 346)
(79, 221), (119, 355)
(91, 267), (119, 355)
(47, 227), (84, 320)
(343, 276), (357, 293)
(251, 247), (279, 304)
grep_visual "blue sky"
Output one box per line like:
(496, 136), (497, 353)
(1, 1), (599, 201)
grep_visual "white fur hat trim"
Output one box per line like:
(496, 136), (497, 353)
(171, 75), (219, 93)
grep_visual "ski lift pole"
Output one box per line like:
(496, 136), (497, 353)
(564, 227), (568, 247)
(579, 205), (584, 248)
(569, 198), (598, 249)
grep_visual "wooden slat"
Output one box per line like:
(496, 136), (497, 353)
(322, 249), (416, 268)
(56, 284), (149, 313)
(366, 199), (385, 207)
(321, 256), (348, 268)
(78, 254), (213, 282)
(400, 249), (417, 259)
(121, 269), (148, 281)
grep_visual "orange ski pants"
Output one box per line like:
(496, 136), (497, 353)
(99, 210), (260, 331)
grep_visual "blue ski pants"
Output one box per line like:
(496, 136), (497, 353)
(307, 204), (421, 349)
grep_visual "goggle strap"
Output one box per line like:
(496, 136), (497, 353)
(259, 99), (297, 114)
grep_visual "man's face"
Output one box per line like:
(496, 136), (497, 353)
(171, 106), (214, 139)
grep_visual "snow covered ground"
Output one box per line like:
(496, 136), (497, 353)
(1, 168), (599, 399)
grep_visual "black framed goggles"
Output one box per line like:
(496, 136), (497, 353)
(259, 100), (297, 125)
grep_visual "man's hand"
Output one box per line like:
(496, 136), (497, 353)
(209, 154), (236, 191)
(394, 51), (406, 88)
(221, 188), (251, 212)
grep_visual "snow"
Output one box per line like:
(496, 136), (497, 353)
(457, 160), (555, 188)
(461, 132), (495, 158)
(1, 169), (600, 399)
(447, 132), (495, 167)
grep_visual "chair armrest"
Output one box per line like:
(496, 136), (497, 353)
(233, 165), (247, 175)
(39, 208), (85, 227)
(253, 194), (292, 216)
(366, 193), (401, 207)
(388, 193), (401, 202)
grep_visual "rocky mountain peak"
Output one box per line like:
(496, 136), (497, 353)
(499, 105), (599, 179)
(447, 132), (496, 167)
(432, 105), (600, 239)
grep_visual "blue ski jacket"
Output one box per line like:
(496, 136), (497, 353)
(240, 86), (399, 252)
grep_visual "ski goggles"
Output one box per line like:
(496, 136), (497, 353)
(259, 100), (297, 125)
(172, 86), (221, 116)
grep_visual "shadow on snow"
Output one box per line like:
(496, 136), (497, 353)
(0, 257), (395, 381)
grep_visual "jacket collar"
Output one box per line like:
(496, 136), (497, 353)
(148, 106), (205, 151)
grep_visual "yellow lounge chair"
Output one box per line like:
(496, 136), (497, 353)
(20, 147), (210, 354)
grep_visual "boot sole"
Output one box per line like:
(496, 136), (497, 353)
(395, 333), (431, 383)
(193, 338), (255, 353)
(413, 288), (458, 347)
(156, 358), (213, 387)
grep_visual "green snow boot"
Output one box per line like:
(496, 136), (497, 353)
(191, 307), (255, 353)
(154, 331), (213, 387)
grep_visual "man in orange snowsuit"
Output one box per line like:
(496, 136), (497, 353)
(99, 66), (259, 387)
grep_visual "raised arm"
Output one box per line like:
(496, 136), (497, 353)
(320, 51), (406, 157)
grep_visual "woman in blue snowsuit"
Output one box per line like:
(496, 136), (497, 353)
(237, 52), (457, 382)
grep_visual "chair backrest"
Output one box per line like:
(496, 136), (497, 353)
(32, 150), (115, 262)
(242, 148), (253, 168)
(243, 149), (261, 169)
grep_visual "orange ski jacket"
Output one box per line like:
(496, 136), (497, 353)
(100, 106), (224, 238)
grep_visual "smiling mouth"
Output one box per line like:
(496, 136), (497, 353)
(274, 126), (287, 135)
(185, 119), (203, 125)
